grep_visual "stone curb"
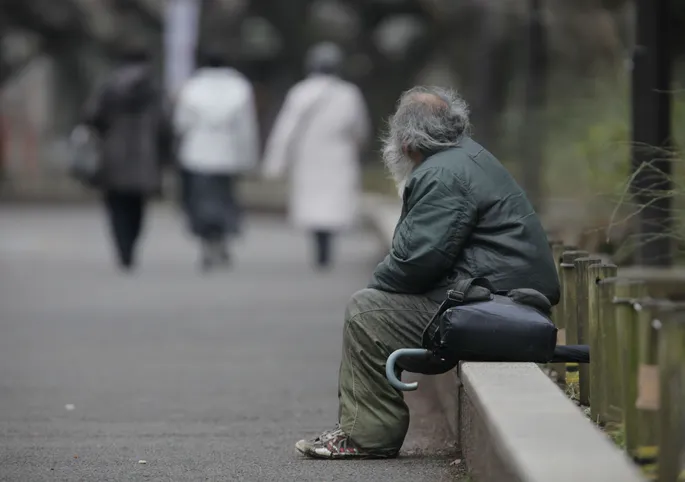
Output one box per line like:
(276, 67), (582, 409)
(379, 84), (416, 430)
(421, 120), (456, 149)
(360, 194), (645, 482)
(460, 362), (644, 482)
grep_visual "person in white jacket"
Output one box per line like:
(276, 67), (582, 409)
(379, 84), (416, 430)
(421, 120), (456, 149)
(173, 51), (259, 271)
(262, 42), (371, 269)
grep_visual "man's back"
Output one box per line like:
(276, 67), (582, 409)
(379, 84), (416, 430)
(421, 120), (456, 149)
(84, 61), (165, 194)
(370, 137), (560, 305)
(174, 67), (258, 173)
(426, 138), (559, 302)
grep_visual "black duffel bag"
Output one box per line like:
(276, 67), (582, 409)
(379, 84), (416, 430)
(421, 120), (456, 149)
(385, 278), (589, 392)
(422, 277), (558, 365)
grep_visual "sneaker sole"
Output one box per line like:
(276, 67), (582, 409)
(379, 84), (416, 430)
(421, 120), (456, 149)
(295, 440), (307, 456)
(295, 445), (398, 460)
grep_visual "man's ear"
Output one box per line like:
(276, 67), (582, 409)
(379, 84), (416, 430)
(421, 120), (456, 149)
(403, 145), (423, 164)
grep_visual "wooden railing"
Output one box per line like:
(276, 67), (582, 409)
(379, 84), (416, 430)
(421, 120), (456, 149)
(548, 240), (685, 482)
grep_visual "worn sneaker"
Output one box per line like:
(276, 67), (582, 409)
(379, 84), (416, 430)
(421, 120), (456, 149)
(295, 427), (398, 459)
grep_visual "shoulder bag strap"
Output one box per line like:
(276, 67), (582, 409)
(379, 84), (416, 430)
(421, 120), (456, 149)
(284, 79), (336, 164)
(421, 277), (495, 349)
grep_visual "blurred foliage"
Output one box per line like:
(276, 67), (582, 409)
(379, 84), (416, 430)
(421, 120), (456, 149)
(534, 68), (685, 261)
(541, 78), (632, 199)
(538, 74), (685, 199)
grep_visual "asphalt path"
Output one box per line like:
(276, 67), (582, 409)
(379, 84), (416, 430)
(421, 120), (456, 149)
(0, 205), (464, 481)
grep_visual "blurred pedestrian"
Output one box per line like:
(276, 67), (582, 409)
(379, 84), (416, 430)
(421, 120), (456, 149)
(262, 42), (371, 270)
(83, 44), (172, 272)
(173, 50), (259, 271)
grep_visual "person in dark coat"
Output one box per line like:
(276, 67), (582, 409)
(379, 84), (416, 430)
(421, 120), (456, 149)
(83, 45), (171, 271)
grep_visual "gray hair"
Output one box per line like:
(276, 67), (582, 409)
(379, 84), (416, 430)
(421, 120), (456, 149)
(386, 86), (470, 154)
(381, 86), (470, 195)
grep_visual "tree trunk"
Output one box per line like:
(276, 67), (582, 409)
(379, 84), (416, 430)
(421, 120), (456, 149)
(458, 4), (512, 154)
(630, 0), (673, 266)
(520, 0), (548, 212)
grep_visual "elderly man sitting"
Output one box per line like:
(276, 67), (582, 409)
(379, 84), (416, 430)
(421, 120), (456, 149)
(295, 86), (561, 459)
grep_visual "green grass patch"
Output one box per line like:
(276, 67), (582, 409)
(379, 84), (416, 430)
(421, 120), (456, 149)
(605, 423), (626, 451)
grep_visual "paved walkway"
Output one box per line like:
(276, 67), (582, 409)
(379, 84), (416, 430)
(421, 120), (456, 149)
(0, 205), (463, 481)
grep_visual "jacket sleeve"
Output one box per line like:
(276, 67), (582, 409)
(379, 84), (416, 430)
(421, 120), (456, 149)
(172, 84), (194, 135)
(368, 168), (477, 294)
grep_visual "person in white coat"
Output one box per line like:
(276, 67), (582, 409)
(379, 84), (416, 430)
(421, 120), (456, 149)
(174, 51), (260, 271)
(262, 42), (371, 269)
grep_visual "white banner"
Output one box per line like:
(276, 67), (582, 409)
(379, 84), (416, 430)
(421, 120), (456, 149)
(164, 0), (201, 98)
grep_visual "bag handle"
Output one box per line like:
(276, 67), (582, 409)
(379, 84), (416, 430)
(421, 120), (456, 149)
(446, 277), (495, 303)
(421, 277), (495, 349)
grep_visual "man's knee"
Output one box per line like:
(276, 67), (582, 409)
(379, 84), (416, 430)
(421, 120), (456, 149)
(342, 289), (393, 361)
(344, 288), (386, 323)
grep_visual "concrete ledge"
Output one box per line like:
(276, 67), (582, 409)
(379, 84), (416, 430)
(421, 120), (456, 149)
(460, 362), (644, 482)
(362, 193), (645, 482)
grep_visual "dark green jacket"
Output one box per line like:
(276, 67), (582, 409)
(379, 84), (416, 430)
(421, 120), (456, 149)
(368, 137), (560, 305)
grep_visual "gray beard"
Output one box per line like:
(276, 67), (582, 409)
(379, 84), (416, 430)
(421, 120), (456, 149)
(381, 142), (414, 198)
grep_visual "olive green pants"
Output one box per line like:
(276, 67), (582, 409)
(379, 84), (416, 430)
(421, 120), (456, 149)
(338, 288), (450, 452)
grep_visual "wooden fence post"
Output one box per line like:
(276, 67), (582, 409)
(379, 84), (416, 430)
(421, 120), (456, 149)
(587, 263), (618, 423)
(632, 298), (661, 467)
(614, 278), (646, 457)
(656, 306), (685, 482)
(597, 277), (623, 424)
(574, 256), (602, 406)
(549, 242), (569, 383)
(559, 250), (588, 392)
(617, 269), (685, 477)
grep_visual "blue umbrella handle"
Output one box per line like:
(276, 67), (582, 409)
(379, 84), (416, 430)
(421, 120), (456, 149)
(385, 348), (432, 391)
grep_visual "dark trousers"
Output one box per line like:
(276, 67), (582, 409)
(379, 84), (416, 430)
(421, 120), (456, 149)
(104, 191), (146, 268)
(313, 230), (333, 268)
(178, 167), (192, 214)
(184, 172), (240, 242)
